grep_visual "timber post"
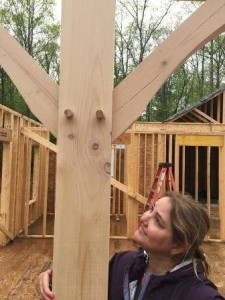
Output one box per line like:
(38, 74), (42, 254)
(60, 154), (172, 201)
(52, 0), (115, 298)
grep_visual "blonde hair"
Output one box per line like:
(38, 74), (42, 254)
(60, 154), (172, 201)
(164, 191), (210, 275)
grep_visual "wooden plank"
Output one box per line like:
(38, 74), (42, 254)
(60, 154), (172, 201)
(112, 0), (225, 140)
(112, 146), (116, 214)
(14, 118), (26, 235)
(9, 116), (19, 235)
(189, 110), (209, 123)
(182, 146), (185, 195)
(195, 147), (199, 201)
(193, 108), (219, 123)
(52, 0), (115, 298)
(0, 27), (58, 136)
(151, 134), (155, 184)
(125, 133), (140, 238)
(175, 137), (180, 192)
(169, 134), (173, 163)
(217, 96), (221, 122)
(0, 114), (12, 245)
(177, 135), (224, 147)
(111, 178), (146, 205)
(23, 139), (31, 236)
(31, 146), (40, 222)
(21, 128), (57, 153)
(207, 147), (211, 215)
(210, 99), (214, 119)
(223, 92), (225, 124)
(0, 128), (12, 142)
(42, 148), (49, 237)
(219, 139), (225, 240)
(144, 134), (147, 196)
(128, 121), (225, 134)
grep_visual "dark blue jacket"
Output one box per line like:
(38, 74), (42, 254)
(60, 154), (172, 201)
(108, 249), (224, 300)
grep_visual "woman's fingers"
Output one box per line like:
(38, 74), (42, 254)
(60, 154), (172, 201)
(36, 270), (55, 300)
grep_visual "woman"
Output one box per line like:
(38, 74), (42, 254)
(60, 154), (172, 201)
(37, 191), (225, 299)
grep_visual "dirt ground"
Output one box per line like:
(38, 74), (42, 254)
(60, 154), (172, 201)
(0, 237), (224, 299)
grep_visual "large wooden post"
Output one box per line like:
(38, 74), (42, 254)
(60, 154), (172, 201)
(52, 0), (115, 299)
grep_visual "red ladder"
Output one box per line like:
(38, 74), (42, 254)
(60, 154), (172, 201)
(144, 162), (177, 212)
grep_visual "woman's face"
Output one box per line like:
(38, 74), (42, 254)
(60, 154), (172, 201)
(133, 196), (176, 257)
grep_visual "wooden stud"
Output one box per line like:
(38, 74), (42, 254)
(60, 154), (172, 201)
(175, 137), (180, 192)
(125, 133), (140, 239)
(210, 99), (214, 119)
(195, 147), (199, 201)
(219, 138), (225, 240)
(151, 134), (155, 185)
(169, 134), (173, 164)
(207, 146), (211, 216)
(144, 134), (147, 196)
(112, 145), (116, 215)
(193, 108), (219, 123)
(182, 146), (185, 195)
(217, 96), (221, 122)
(223, 92), (225, 124)
(0, 113), (13, 245)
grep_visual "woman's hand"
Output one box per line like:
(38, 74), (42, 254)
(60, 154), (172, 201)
(36, 269), (55, 300)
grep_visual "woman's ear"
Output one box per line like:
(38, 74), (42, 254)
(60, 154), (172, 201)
(170, 244), (186, 256)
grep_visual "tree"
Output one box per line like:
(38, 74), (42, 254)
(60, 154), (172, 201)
(114, 0), (175, 86)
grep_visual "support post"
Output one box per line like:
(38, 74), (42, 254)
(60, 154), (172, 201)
(125, 133), (140, 239)
(219, 140), (225, 241)
(52, 0), (115, 299)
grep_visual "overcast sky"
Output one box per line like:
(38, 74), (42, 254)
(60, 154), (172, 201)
(54, 0), (200, 23)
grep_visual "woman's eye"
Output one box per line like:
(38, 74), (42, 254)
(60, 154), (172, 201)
(155, 217), (162, 227)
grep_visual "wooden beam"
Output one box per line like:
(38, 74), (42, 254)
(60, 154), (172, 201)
(177, 135), (224, 147)
(219, 139), (225, 240)
(189, 110), (208, 123)
(207, 147), (211, 215)
(21, 127), (57, 153)
(112, 0), (225, 140)
(125, 133), (140, 238)
(223, 92), (225, 124)
(0, 128), (12, 142)
(111, 178), (146, 205)
(193, 108), (219, 123)
(129, 122), (225, 134)
(0, 27), (58, 136)
(52, 0), (115, 298)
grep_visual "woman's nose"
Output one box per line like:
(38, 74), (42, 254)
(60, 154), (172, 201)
(140, 210), (151, 223)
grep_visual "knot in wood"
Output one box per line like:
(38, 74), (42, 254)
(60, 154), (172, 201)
(92, 143), (99, 150)
(64, 109), (74, 119)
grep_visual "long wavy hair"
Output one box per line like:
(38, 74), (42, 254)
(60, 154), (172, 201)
(165, 191), (210, 276)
